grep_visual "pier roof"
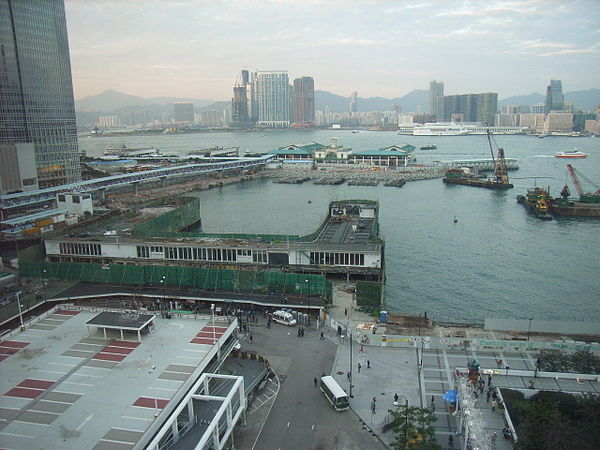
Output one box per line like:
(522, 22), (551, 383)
(354, 148), (410, 156)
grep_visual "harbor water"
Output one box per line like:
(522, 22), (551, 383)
(80, 130), (600, 323)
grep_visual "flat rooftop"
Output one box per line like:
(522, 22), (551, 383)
(0, 308), (232, 449)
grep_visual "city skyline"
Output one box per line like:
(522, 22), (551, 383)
(65, 0), (600, 101)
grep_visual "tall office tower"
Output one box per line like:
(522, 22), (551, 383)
(0, 0), (81, 189)
(232, 70), (254, 126)
(246, 72), (259, 123)
(241, 69), (249, 86)
(429, 80), (444, 119)
(256, 71), (290, 127)
(173, 102), (194, 123)
(232, 86), (248, 125)
(349, 91), (357, 113)
(291, 77), (315, 124)
(544, 79), (564, 113)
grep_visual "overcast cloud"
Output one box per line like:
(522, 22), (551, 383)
(65, 0), (600, 100)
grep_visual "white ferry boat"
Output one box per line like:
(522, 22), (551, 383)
(555, 150), (589, 158)
(103, 145), (160, 158)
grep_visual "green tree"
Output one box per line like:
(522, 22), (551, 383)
(388, 405), (440, 450)
(570, 348), (600, 374)
(515, 398), (572, 450)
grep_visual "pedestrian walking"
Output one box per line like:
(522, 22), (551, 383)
(314, 377), (318, 387)
(491, 399), (497, 412)
(249, 334), (253, 343)
(487, 374), (492, 385)
(491, 431), (497, 447)
(267, 319), (271, 329)
(322, 371), (326, 377)
(320, 331), (324, 340)
(347, 371), (351, 381)
(344, 307), (347, 316)
(394, 393), (399, 403)
(479, 381), (484, 394)
(486, 390), (491, 402)
(431, 395), (435, 406)
(367, 360), (371, 368)
(357, 363), (361, 373)
(448, 434), (454, 448)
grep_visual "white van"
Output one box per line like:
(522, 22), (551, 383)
(271, 310), (297, 326)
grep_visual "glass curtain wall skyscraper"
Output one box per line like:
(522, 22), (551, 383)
(544, 79), (564, 113)
(429, 80), (444, 119)
(257, 71), (290, 128)
(0, 0), (81, 189)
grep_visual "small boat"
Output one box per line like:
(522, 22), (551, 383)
(420, 144), (437, 150)
(555, 150), (588, 158)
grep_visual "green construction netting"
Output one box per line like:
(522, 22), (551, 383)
(20, 261), (332, 300)
(356, 280), (382, 307)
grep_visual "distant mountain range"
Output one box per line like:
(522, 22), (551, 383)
(75, 88), (600, 125)
(75, 89), (216, 111)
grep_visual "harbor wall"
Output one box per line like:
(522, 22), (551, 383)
(484, 318), (600, 336)
(264, 166), (445, 182)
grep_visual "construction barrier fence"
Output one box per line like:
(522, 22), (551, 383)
(20, 261), (332, 300)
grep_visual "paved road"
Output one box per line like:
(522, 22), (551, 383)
(234, 320), (385, 450)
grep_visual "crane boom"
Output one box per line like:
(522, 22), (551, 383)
(566, 164), (584, 197)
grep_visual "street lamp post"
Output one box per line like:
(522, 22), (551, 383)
(396, 394), (409, 449)
(16, 291), (24, 330)
(349, 329), (353, 398)
(305, 279), (309, 322)
(42, 269), (47, 302)
(211, 303), (221, 361)
(527, 318), (533, 341)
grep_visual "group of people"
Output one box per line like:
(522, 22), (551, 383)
(297, 326), (306, 337)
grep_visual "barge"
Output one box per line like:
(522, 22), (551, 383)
(442, 128), (513, 189)
(516, 187), (553, 220)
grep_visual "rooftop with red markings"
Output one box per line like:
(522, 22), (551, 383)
(0, 307), (236, 450)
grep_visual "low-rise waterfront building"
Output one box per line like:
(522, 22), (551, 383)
(43, 200), (384, 281)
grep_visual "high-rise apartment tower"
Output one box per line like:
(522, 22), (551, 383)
(0, 0), (81, 189)
(439, 93), (498, 125)
(429, 80), (444, 119)
(256, 71), (290, 128)
(291, 77), (315, 124)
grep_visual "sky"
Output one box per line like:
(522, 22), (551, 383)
(65, 0), (600, 101)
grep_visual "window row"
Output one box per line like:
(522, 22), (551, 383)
(136, 246), (268, 263)
(309, 251), (365, 266)
(60, 242), (101, 256)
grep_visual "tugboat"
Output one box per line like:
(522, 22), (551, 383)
(516, 187), (553, 220)
(443, 127), (513, 189)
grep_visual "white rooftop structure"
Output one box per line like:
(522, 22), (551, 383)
(0, 307), (242, 449)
